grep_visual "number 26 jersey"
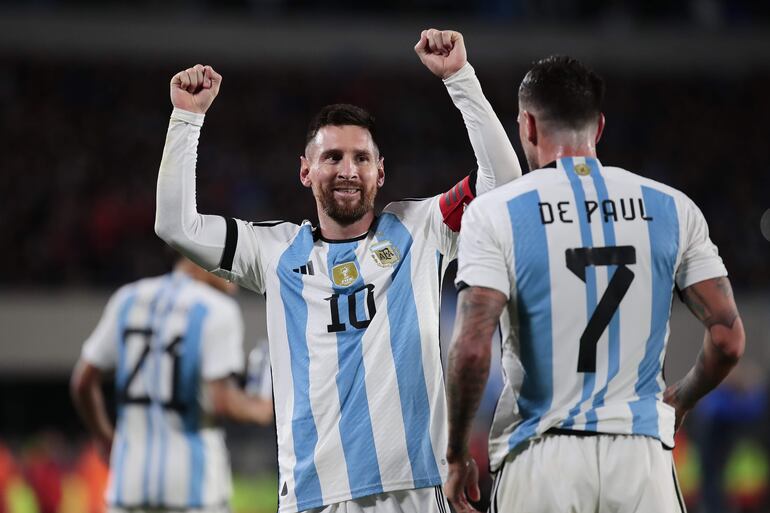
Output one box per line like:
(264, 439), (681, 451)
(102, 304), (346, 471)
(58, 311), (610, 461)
(215, 197), (457, 513)
(456, 157), (728, 472)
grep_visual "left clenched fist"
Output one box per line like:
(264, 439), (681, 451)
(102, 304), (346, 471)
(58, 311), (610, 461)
(415, 29), (467, 79)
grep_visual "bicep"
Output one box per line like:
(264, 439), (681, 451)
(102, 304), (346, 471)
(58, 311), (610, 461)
(680, 277), (739, 330)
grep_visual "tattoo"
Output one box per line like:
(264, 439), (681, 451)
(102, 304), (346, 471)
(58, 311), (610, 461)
(446, 287), (506, 460)
(682, 277), (738, 329)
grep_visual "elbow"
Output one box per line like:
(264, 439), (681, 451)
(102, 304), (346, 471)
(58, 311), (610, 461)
(154, 216), (175, 245)
(450, 338), (491, 371)
(70, 361), (97, 405)
(712, 316), (746, 364)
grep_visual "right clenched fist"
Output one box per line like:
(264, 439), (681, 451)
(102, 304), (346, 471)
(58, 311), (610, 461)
(170, 64), (222, 114)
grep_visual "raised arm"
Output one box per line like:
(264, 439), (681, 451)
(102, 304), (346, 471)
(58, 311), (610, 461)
(155, 64), (229, 271)
(663, 276), (745, 430)
(415, 29), (522, 195)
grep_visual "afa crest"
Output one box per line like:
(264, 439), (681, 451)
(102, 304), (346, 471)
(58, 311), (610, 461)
(370, 241), (400, 267)
(574, 163), (591, 176)
(331, 262), (359, 287)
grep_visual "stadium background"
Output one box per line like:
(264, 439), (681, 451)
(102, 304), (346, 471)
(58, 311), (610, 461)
(1, 0), (769, 511)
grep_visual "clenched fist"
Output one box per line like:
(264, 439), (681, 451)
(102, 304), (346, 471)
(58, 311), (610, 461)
(170, 64), (222, 114)
(415, 29), (467, 79)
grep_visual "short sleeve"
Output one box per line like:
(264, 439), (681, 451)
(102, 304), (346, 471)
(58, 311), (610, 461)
(675, 198), (727, 290)
(200, 299), (246, 380)
(81, 286), (131, 370)
(454, 200), (512, 298)
(213, 220), (300, 295)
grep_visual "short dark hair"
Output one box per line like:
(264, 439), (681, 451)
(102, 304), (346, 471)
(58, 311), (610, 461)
(518, 55), (605, 130)
(305, 103), (377, 147)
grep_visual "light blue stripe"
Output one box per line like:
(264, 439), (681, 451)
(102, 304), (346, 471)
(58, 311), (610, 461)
(113, 289), (137, 506)
(584, 158), (620, 431)
(629, 187), (679, 438)
(277, 228), (323, 511)
(141, 279), (172, 505)
(379, 213), (441, 488)
(327, 242), (383, 495)
(561, 157), (597, 429)
(506, 190), (554, 451)
(181, 302), (208, 507)
(154, 276), (188, 505)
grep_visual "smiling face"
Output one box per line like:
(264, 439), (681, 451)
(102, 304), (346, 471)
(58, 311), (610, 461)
(300, 124), (384, 226)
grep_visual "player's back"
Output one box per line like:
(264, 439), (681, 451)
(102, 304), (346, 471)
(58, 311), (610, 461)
(463, 156), (724, 471)
(107, 271), (238, 510)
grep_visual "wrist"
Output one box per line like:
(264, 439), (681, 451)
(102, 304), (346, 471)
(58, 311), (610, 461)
(442, 62), (474, 84)
(446, 447), (469, 464)
(171, 107), (206, 127)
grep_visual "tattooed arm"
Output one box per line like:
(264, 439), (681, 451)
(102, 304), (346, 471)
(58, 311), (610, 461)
(664, 276), (745, 430)
(445, 285), (507, 513)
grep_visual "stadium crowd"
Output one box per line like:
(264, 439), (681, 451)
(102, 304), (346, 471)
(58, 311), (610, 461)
(1, 57), (768, 290)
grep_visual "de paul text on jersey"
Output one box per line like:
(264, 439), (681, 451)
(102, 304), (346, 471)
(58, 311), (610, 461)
(538, 198), (653, 225)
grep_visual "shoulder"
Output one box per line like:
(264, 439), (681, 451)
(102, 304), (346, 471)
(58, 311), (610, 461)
(238, 218), (309, 248)
(603, 165), (698, 210)
(186, 281), (242, 320)
(383, 196), (436, 217)
(469, 170), (550, 212)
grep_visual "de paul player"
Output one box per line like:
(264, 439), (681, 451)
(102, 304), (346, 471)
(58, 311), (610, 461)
(445, 56), (745, 512)
(155, 30), (522, 513)
(71, 256), (273, 513)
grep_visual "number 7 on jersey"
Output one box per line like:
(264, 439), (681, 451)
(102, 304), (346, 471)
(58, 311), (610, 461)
(565, 245), (636, 373)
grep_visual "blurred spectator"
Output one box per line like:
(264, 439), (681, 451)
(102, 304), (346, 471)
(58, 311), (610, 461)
(1, 58), (768, 291)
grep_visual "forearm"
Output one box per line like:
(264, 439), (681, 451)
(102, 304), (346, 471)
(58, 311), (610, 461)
(208, 381), (273, 425)
(446, 337), (491, 462)
(71, 382), (114, 442)
(443, 63), (521, 194)
(672, 319), (745, 410)
(155, 108), (227, 270)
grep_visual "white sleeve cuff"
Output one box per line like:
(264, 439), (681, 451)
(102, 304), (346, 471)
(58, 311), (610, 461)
(171, 107), (206, 127)
(442, 62), (476, 87)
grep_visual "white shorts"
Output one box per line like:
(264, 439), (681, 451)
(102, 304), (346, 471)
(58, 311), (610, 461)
(490, 433), (686, 513)
(108, 505), (229, 513)
(305, 486), (449, 513)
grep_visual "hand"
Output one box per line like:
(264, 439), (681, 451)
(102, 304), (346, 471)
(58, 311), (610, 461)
(170, 64), (222, 114)
(445, 456), (481, 513)
(414, 29), (467, 79)
(663, 383), (689, 432)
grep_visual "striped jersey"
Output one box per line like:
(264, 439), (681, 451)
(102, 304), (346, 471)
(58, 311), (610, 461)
(214, 198), (457, 512)
(455, 157), (727, 472)
(81, 271), (245, 509)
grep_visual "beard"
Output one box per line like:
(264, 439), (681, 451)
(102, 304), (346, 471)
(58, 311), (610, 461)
(316, 181), (378, 226)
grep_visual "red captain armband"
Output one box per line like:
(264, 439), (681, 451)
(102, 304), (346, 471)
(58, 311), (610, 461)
(440, 172), (477, 232)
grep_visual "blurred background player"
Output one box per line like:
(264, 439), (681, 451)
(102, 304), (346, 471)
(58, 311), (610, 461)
(444, 55), (746, 512)
(70, 256), (273, 513)
(154, 29), (521, 513)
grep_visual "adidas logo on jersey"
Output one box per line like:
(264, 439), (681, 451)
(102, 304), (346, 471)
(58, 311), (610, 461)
(292, 261), (315, 275)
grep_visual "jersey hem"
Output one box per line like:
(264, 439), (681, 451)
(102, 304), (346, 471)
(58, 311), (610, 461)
(281, 476), (445, 513)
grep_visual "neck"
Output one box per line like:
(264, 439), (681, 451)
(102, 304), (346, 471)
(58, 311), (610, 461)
(316, 209), (375, 240)
(538, 135), (597, 167)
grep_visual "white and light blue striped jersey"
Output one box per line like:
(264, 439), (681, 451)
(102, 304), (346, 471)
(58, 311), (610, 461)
(455, 157), (727, 472)
(214, 198), (456, 512)
(81, 271), (245, 509)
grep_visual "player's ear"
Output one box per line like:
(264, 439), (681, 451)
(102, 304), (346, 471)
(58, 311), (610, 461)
(523, 110), (538, 146)
(377, 156), (385, 187)
(595, 113), (605, 145)
(299, 156), (312, 188)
